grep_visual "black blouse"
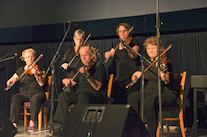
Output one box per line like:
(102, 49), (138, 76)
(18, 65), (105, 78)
(16, 66), (45, 96)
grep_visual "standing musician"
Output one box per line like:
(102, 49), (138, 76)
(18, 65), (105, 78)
(6, 48), (46, 133)
(104, 22), (140, 104)
(127, 36), (177, 137)
(54, 46), (107, 131)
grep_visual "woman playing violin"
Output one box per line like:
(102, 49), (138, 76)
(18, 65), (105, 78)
(104, 22), (140, 104)
(7, 48), (46, 133)
(54, 46), (107, 131)
(127, 36), (177, 137)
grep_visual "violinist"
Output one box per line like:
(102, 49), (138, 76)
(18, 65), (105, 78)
(104, 22), (140, 104)
(127, 36), (177, 137)
(54, 46), (107, 133)
(7, 48), (46, 133)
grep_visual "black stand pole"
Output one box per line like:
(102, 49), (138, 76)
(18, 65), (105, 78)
(140, 57), (145, 121)
(120, 39), (157, 121)
(45, 22), (71, 137)
(156, 0), (163, 136)
(0, 53), (18, 63)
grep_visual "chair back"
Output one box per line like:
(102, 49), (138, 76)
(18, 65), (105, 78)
(45, 75), (52, 101)
(107, 74), (114, 98)
(179, 71), (187, 111)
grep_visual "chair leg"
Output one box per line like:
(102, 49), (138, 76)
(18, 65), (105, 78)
(164, 112), (171, 137)
(156, 121), (160, 137)
(179, 110), (186, 137)
(165, 121), (171, 137)
(38, 108), (42, 131)
(24, 108), (27, 131)
(43, 107), (47, 130)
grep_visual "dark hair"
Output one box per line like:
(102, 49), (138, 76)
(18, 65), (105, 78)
(116, 23), (132, 35)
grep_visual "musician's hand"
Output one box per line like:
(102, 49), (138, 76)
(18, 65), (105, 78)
(160, 70), (169, 82)
(160, 71), (165, 81)
(61, 63), (69, 70)
(131, 71), (142, 81)
(104, 51), (111, 60)
(62, 78), (76, 87)
(79, 66), (87, 74)
(31, 68), (39, 75)
(6, 76), (18, 86)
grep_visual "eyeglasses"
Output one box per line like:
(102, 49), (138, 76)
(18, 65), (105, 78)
(118, 30), (128, 33)
(74, 37), (83, 41)
(25, 56), (35, 59)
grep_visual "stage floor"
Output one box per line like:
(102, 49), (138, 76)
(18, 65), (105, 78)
(14, 121), (207, 137)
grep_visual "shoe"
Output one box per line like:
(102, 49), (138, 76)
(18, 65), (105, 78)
(52, 127), (63, 137)
(27, 126), (35, 134)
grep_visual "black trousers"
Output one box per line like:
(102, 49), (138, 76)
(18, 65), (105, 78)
(10, 92), (45, 123)
(112, 79), (140, 104)
(54, 91), (104, 125)
(127, 90), (177, 137)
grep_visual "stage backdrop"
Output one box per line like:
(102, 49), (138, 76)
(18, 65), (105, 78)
(1, 31), (207, 127)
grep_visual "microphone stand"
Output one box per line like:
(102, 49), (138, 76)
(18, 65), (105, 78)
(156, 0), (163, 136)
(45, 22), (71, 137)
(0, 53), (18, 63)
(140, 57), (144, 121)
(0, 52), (12, 60)
(120, 39), (156, 121)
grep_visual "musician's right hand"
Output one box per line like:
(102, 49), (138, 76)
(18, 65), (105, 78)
(62, 78), (76, 87)
(104, 48), (115, 59)
(61, 63), (69, 70)
(131, 71), (142, 81)
(6, 75), (18, 87)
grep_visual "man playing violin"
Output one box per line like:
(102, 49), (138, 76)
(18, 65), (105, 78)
(6, 48), (46, 133)
(127, 36), (177, 137)
(104, 22), (140, 104)
(54, 46), (107, 132)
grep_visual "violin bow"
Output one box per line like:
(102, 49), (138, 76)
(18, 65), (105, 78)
(67, 34), (92, 66)
(62, 48), (99, 90)
(126, 44), (172, 88)
(4, 54), (44, 91)
(103, 26), (134, 64)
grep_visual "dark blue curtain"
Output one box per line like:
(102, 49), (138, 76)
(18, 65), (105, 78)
(1, 31), (207, 126)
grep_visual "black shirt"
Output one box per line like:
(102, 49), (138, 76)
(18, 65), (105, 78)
(16, 66), (45, 96)
(113, 38), (140, 82)
(75, 62), (107, 96)
(59, 47), (83, 78)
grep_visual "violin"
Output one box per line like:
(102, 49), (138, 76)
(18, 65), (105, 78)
(26, 64), (44, 76)
(62, 60), (95, 90)
(4, 54), (44, 91)
(122, 35), (133, 45)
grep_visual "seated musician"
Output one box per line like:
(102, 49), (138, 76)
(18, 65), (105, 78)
(6, 48), (46, 133)
(54, 46), (107, 131)
(127, 36), (177, 137)
(60, 29), (85, 92)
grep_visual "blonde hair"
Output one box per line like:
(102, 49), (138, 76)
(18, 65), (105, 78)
(22, 48), (37, 58)
(73, 29), (85, 39)
(143, 36), (164, 51)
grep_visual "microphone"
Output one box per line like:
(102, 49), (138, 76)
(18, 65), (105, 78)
(14, 53), (18, 57)
(20, 56), (24, 61)
(66, 21), (80, 27)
